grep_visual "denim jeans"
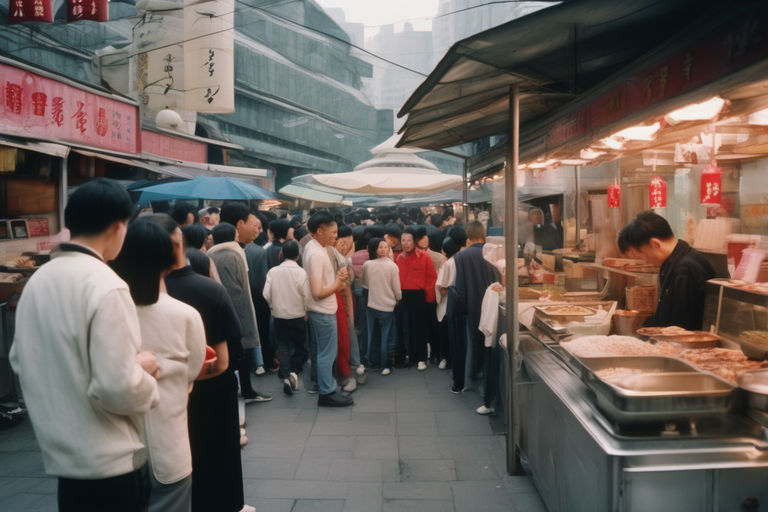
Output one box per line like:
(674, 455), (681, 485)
(348, 321), (361, 369)
(366, 307), (395, 368)
(308, 311), (338, 395)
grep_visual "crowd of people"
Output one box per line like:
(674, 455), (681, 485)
(9, 178), (506, 512)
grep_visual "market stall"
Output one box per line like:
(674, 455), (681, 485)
(396, 0), (768, 507)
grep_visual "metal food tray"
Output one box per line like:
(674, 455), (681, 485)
(564, 354), (736, 424)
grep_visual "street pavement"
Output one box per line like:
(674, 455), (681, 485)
(0, 365), (547, 512)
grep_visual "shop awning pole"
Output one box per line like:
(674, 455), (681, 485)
(505, 84), (522, 475)
(59, 156), (67, 230)
(462, 158), (468, 214)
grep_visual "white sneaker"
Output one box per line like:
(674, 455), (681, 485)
(417, 361), (427, 371)
(240, 505), (256, 512)
(381, 368), (391, 376)
(438, 359), (447, 370)
(342, 377), (357, 393)
(254, 366), (266, 376)
(356, 364), (365, 376)
(476, 405), (495, 415)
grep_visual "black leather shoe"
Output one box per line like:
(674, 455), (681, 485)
(318, 391), (354, 407)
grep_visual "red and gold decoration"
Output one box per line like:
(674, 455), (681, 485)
(8, 0), (53, 24)
(607, 183), (621, 208)
(649, 176), (667, 208)
(67, 0), (108, 23)
(700, 160), (722, 205)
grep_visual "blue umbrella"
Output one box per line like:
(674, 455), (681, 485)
(135, 176), (275, 202)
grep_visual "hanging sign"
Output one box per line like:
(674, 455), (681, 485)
(183, 0), (235, 113)
(67, 0), (108, 22)
(700, 160), (722, 205)
(607, 183), (621, 208)
(8, 0), (54, 24)
(649, 176), (667, 208)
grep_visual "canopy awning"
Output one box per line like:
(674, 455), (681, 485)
(396, 0), (710, 151)
(279, 184), (351, 206)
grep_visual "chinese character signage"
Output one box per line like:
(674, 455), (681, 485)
(184, 0), (235, 113)
(0, 63), (138, 153)
(8, 0), (53, 24)
(700, 160), (722, 205)
(649, 176), (667, 209)
(135, 7), (186, 113)
(607, 183), (621, 208)
(67, 0), (108, 22)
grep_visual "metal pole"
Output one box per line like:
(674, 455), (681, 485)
(462, 157), (468, 218)
(59, 155), (67, 230)
(505, 84), (522, 475)
(574, 166), (580, 248)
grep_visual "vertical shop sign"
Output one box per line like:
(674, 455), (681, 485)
(700, 160), (722, 205)
(184, 0), (235, 113)
(607, 183), (621, 208)
(134, 8), (185, 112)
(649, 176), (667, 208)
(67, 0), (109, 22)
(8, 0), (53, 24)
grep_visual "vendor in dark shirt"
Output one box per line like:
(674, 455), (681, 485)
(618, 211), (715, 331)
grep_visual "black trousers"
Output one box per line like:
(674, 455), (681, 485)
(483, 345), (500, 408)
(448, 314), (466, 389)
(58, 464), (150, 512)
(274, 317), (308, 379)
(237, 348), (255, 395)
(401, 289), (428, 363)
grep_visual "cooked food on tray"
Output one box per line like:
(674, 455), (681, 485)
(681, 348), (768, 384)
(636, 326), (692, 337)
(561, 335), (681, 358)
(538, 305), (595, 316)
(594, 367), (651, 381)
(741, 331), (768, 348)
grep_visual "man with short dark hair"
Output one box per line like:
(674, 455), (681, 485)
(11, 178), (160, 511)
(384, 223), (403, 260)
(208, 216), (271, 403)
(171, 202), (197, 226)
(618, 211), (715, 330)
(263, 240), (309, 396)
(452, 220), (500, 412)
(304, 210), (353, 407)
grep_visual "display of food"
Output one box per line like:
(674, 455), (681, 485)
(4, 255), (35, 268)
(636, 326), (692, 337)
(741, 331), (768, 348)
(681, 347), (768, 384)
(560, 335), (681, 358)
(537, 305), (595, 316)
(594, 367), (650, 381)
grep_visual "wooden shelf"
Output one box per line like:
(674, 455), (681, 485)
(586, 263), (658, 280)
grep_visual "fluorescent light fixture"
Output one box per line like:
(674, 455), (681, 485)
(611, 122), (661, 141)
(748, 107), (768, 125)
(528, 159), (559, 169)
(561, 159), (588, 166)
(665, 96), (725, 124)
(580, 147), (605, 160)
(598, 136), (624, 150)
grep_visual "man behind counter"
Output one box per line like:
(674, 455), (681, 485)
(618, 211), (715, 331)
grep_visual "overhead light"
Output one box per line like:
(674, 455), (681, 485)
(580, 147), (605, 160)
(611, 122), (661, 141)
(561, 159), (588, 166)
(598, 136), (624, 150)
(665, 96), (726, 124)
(528, 159), (559, 169)
(747, 107), (768, 125)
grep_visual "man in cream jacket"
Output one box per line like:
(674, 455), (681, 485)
(10, 178), (160, 512)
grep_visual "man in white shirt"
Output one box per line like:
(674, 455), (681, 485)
(10, 178), (160, 512)
(263, 240), (310, 395)
(303, 210), (353, 407)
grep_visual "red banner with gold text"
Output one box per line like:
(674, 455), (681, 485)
(8, 0), (54, 24)
(67, 0), (108, 23)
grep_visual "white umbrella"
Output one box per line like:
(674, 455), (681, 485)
(292, 134), (462, 195)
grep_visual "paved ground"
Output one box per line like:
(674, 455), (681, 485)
(0, 365), (547, 512)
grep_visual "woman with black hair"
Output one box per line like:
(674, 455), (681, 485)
(362, 237), (401, 374)
(181, 223), (220, 282)
(436, 237), (461, 376)
(112, 218), (207, 512)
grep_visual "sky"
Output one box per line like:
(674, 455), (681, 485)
(315, 0), (439, 37)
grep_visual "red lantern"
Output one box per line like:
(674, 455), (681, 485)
(700, 160), (722, 205)
(607, 183), (621, 208)
(649, 176), (667, 208)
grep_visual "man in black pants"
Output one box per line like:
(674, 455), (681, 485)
(263, 240), (310, 395)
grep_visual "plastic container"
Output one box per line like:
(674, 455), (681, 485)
(733, 248), (767, 283)
(612, 309), (650, 335)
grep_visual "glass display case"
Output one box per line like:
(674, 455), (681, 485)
(703, 279), (768, 352)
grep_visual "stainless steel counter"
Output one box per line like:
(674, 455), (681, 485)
(516, 333), (768, 512)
